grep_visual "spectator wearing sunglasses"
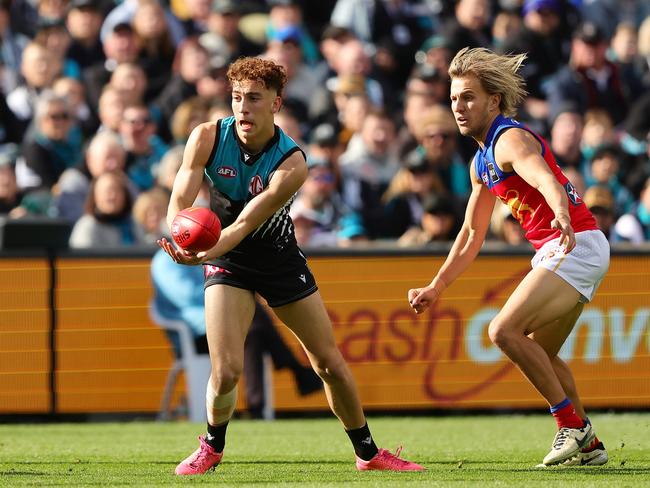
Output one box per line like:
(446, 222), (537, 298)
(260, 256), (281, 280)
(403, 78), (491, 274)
(413, 104), (470, 201)
(16, 91), (82, 195)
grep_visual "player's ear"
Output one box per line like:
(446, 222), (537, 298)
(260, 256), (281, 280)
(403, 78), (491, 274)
(272, 97), (282, 114)
(490, 93), (501, 112)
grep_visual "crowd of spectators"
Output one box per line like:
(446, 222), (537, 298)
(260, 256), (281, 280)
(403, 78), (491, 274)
(1, 0), (649, 249)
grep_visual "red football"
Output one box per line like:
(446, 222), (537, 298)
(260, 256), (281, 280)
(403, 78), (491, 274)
(171, 207), (221, 253)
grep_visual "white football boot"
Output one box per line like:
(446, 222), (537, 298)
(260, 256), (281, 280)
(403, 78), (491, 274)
(562, 439), (608, 466)
(543, 423), (595, 466)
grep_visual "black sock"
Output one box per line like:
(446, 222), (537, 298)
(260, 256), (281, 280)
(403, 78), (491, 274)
(345, 423), (378, 461)
(205, 421), (228, 452)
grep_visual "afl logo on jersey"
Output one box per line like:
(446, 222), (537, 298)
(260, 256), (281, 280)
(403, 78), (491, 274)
(249, 175), (264, 196)
(217, 166), (237, 178)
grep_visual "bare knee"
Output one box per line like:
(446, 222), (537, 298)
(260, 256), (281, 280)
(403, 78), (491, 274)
(311, 349), (349, 385)
(210, 362), (242, 393)
(488, 318), (517, 350)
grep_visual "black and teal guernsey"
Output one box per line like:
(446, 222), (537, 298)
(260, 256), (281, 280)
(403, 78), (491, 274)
(204, 116), (305, 265)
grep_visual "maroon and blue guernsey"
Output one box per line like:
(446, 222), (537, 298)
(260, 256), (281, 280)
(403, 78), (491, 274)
(474, 114), (598, 250)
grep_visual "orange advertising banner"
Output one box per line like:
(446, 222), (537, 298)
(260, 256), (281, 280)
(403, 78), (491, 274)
(271, 253), (650, 411)
(0, 251), (648, 415)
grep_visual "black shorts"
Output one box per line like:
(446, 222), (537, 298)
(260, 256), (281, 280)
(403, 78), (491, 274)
(203, 246), (318, 308)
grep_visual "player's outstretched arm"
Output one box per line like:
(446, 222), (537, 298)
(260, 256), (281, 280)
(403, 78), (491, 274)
(195, 151), (308, 260)
(408, 160), (495, 314)
(158, 122), (216, 265)
(495, 129), (575, 252)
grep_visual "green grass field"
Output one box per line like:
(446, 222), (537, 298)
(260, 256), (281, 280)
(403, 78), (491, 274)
(1, 413), (649, 487)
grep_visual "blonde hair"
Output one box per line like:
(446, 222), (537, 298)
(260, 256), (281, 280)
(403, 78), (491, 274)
(448, 47), (528, 118)
(132, 187), (170, 227)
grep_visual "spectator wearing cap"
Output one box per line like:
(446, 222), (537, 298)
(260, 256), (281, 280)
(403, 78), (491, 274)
(500, 0), (570, 125)
(583, 185), (618, 242)
(339, 107), (399, 239)
(585, 143), (634, 214)
(307, 122), (344, 188)
(380, 149), (447, 239)
(152, 37), (210, 142)
(263, 24), (329, 122)
(33, 18), (82, 81)
(614, 175), (650, 244)
(266, 0), (320, 66)
(82, 21), (140, 108)
(6, 41), (63, 125)
(439, 0), (492, 55)
(289, 157), (349, 247)
(414, 104), (470, 200)
(397, 193), (460, 246)
(0, 0), (30, 95)
(200, 0), (263, 68)
(328, 74), (370, 147)
(546, 20), (641, 126)
(65, 0), (105, 70)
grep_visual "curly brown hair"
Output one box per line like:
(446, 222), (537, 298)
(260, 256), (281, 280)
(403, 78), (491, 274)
(227, 57), (288, 97)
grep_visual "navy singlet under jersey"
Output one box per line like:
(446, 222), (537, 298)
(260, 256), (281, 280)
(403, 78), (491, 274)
(204, 116), (305, 262)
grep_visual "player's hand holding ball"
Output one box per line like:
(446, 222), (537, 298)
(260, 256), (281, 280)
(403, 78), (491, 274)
(171, 207), (222, 253)
(158, 207), (221, 264)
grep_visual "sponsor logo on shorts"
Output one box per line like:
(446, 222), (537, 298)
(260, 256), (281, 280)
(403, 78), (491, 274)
(204, 265), (232, 278)
(217, 166), (237, 178)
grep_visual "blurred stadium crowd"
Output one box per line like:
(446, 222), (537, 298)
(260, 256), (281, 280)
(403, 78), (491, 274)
(0, 0), (649, 249)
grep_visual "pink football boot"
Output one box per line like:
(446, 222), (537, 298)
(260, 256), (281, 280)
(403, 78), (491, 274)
(175, 436), (223, 475)
(356, 447), (424, 471)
